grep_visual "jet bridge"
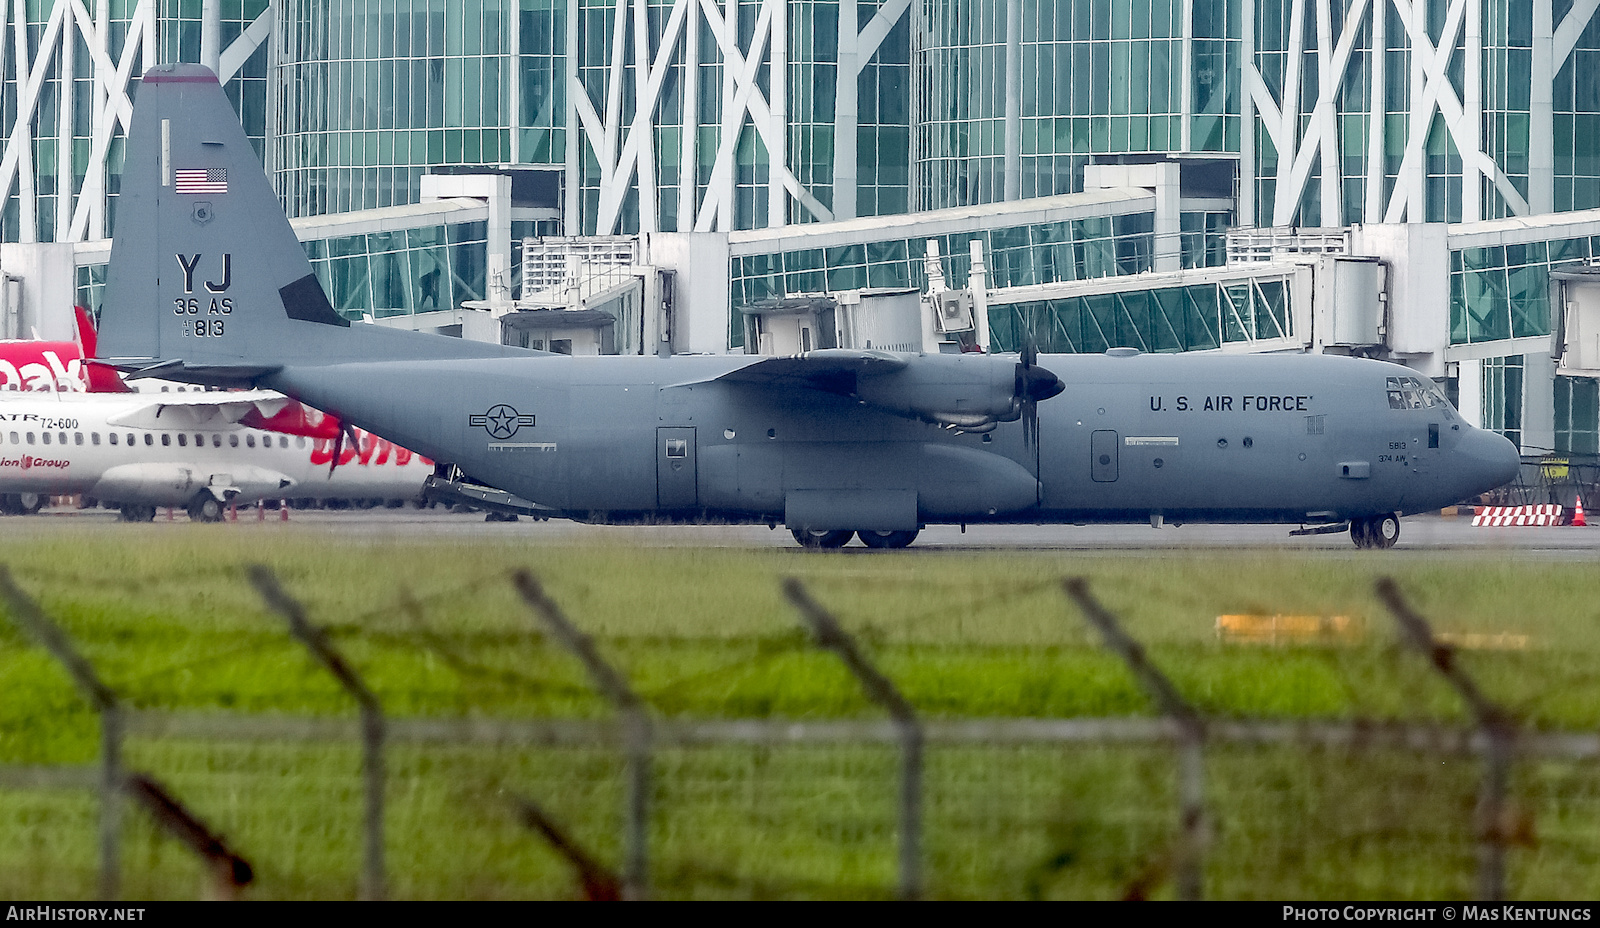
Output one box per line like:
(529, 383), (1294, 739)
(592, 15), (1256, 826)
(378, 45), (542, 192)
(976, 254), (1387, 357)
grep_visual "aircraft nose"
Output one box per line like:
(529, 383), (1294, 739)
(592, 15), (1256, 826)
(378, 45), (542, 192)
(1459, 426), (1522, 495)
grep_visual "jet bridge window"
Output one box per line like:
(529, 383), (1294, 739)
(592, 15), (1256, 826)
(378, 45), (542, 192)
(665, 438), (688, 458)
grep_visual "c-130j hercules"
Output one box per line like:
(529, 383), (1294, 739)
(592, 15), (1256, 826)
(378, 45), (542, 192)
(98, 65), (1520, 549)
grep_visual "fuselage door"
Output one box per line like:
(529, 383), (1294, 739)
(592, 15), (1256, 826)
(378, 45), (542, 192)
(657, 426), (698, 509)
(1091, 430), (1119, 482)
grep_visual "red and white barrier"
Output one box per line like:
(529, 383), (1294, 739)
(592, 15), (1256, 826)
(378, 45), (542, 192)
(1472, 504), (1564, 526)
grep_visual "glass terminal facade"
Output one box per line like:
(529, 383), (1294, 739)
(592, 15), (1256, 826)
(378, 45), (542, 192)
(1, 2), (1595, 237)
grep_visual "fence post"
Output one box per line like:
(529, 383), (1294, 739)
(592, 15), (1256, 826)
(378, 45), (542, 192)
(124, 773), (254, 900)
(782, 578), (924, 901)
(248, 565), (386, 902)
(512, 570), (651, 901)
(1064, 577), (1207, 901)
(506, 790), (623, 901)
(0, 566), (123, 901)
(1376, 578), (1517, 902)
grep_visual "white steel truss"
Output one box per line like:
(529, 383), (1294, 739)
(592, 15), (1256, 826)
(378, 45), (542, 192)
(565, 0), (911, 235)
(1240, 0), (1600, 226)
(0, 0), (267, 244)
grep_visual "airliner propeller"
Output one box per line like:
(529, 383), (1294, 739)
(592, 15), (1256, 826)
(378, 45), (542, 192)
(326, 421), (360, 477)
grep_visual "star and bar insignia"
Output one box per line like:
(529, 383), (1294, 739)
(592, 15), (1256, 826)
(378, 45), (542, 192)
(469, 404), (536, 440)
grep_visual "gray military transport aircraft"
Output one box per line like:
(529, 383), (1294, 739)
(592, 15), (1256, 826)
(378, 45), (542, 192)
(97, 65), (1520, 549)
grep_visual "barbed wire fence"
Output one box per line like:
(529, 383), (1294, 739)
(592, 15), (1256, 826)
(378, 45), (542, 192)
(2, 566), (1599, 900)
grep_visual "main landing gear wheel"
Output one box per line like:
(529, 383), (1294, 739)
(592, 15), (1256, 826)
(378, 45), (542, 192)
(15, 493), (42, 514)
(791, 528), (853, 549)
(118, 504), (156, 523)
(857, 529), (919, 549)
(187, 493), (224, 523)
(1350, 513), (1401, 549)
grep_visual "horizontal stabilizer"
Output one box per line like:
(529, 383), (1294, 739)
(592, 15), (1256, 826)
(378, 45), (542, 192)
(108, 358), (285, 388)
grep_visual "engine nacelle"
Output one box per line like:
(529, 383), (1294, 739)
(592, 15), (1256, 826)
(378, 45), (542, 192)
(853, 354), (1023, 428)
(852, 352), (1062, 430)
(91, 463), (295, 506)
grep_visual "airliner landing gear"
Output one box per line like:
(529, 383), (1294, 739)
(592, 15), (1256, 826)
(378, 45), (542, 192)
(857, 529), (919, 549)
(1351, 513), (1401, 549)
(791, 528), (853, 549)
(0, 493), (44, 514)
(118, 504), (156, 523)
(186, 493), (224, 523)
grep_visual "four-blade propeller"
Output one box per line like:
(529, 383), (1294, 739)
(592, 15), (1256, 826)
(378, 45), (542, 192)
(1014, 337), (1064, 453)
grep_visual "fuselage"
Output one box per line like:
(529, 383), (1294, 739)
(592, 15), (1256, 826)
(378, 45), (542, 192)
(266, 350), (1520, 528)
(0, 392), (432, 506)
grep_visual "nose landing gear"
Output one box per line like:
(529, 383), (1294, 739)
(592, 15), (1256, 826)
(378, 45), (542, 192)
(186, 493), (225, 523)
(1351, 513), (1401, 549)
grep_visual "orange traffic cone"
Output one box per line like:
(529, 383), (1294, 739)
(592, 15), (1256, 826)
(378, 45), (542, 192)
(1573, 494), (1587, 527)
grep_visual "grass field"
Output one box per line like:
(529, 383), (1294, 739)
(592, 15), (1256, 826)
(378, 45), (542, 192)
(2, 527), (1599, 899)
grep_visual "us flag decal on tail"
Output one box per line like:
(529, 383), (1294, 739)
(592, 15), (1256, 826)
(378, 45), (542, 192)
(175, 168), (227, 194)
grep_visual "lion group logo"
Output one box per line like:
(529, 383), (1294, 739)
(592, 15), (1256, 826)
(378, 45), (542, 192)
(469, 404), (535, 440)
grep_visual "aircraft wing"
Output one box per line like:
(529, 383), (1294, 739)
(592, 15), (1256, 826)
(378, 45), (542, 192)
(105, 390), (293, 429)
(690, 349), (910, 394)
(688, 349), (1063, 432)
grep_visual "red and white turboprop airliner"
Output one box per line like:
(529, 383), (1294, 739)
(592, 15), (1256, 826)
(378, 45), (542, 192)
(0, 307), (432, 518)
(0, 389), (432, 520)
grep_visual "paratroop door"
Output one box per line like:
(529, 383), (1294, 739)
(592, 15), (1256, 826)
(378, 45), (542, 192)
(1091, 430), (1119, 482)
(656, 427), (698, 508)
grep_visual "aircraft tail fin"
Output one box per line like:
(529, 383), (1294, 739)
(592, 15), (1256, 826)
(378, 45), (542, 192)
(74, 305), (131, 392)
(97, 64), (519, 382)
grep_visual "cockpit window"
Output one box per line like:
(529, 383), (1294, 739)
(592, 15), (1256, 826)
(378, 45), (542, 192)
(1386, 377), (1409, 409)
(1386, 375), (1457, 416)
